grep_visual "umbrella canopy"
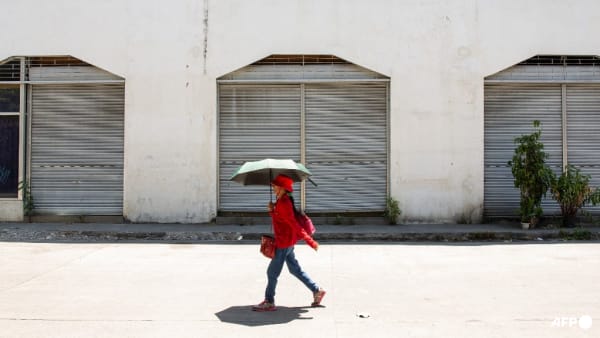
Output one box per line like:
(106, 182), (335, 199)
(229, 158), (311, 186)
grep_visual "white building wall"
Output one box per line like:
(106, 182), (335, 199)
(1, 0), (599, 223)
(0, 201), (22, 222)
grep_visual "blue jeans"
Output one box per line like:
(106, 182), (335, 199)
(265, 246), (319, 303)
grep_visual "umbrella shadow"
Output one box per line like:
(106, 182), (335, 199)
(215, 305), (317, 327)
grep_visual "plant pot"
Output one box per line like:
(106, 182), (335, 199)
(562, 215), (577, 228)
(521, 222), (530, 230)
(529, 216), (539, 229)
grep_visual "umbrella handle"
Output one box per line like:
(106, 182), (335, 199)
(270, 169), (273, 203)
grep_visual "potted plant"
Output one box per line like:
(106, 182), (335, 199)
(508, 120), (554, 228)
(549, 164), (600, 227)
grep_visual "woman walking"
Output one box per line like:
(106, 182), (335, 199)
(252, 174), (326, 312)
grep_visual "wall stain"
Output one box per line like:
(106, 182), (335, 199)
(203, 0), (209, 75)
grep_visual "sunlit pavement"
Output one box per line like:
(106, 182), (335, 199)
(0, 242), (598, 338)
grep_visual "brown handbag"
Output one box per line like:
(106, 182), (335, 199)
(260, 235), (275, 259)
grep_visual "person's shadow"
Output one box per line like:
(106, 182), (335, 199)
(215, 305), (319, 326)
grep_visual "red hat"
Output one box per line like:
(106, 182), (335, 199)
(272, 174), (294, 192)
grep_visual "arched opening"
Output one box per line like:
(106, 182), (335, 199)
(0, 56), (125, 216)
(484, 55), (600, 218)
(217, 55), (390, 214)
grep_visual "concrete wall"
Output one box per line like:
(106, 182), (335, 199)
(1, 0), (599, 223)
(0, 200), (23, 222)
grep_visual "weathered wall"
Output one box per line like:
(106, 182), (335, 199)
(0, 201), (23, 222)
(1, 0), (599, 223)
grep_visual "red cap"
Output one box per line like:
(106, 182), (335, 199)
(272, 174), (294, 192)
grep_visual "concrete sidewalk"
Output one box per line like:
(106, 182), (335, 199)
(1, 221), (599, 243)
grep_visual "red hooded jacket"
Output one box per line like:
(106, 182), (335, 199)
(269, 194), (318, 249)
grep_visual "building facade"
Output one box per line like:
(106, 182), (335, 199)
(1, 0), (600, 223)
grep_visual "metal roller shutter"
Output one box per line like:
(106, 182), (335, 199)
(30, 83), (125, 215)
(218, 56), (389, 213)
(305, 83), (387, 212)
(484, 84), (562, 218)
(219, 84), (302, 211)
(566, 84), (600, 215)
(28, 66), (121, 82)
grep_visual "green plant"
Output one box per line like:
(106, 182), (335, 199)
(559, 227), (592, 240)
(550, 164), (600, 227)
(18, 180), (34, 216)
(384, 196), (401, 225)
(508, 120), (554, 225)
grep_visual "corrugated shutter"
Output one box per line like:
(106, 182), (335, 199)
(567, 84), (600, 215)
(219, 64), (389, 82)
(30, 83), (124, 215)
(28, 66), (121, 82)
(305, 83), (387, 212)
(486, 65), (600, 82)
(484, 84), (562, 218)
(219, 84), (302, 211)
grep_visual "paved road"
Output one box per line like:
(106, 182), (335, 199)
(0, 242), (598, 338)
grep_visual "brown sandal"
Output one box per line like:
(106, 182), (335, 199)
(312, 289), (326, 306)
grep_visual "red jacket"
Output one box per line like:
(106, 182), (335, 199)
(269, 194), (318, 249)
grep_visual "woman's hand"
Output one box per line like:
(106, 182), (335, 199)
(267, 201), (274, 212)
